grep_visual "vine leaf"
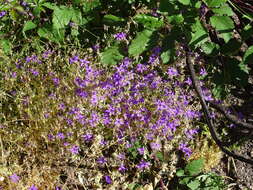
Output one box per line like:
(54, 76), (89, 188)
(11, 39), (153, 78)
(134, 14), (163, 29)
(212, 5), (234, 16)
(178, 0), (190, 5)
(242, 45), (253, 65)
(128, 29), (153, 57)
(210, 16), (234, 43)
(101, 45), (123, 65)
(189, 19), (209, 48)
(185, 158), (204, 176)
(204, 0), (227, 7)
(23, 21), (37, 37)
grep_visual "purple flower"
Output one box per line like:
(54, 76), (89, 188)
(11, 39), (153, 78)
(167, 67), (178, 76)
(97, 156), (107, 165)
(59, 103), (65, 110)
(52, 77), (60, 86)
(200, 68), (207, 76)
(30, 69), (39, 76)
(69, 21), (76, 27)
(79, 58), (90, 67)
(179, 143), (192, 158)
(100, 140), (107, 146)
(113, 32), (127, 41)
(56, 132), (65, 139)
(9, 173), (20, 183)
(21, 1), (28, 7)
(55, 187), (62, 190)
(118, 164), (127, 173)
(11, 72), (17, 78)
(150, 142), (161, 151)
(137, 147), (145, 155)
(47, 134), (54, 141)
(136, 64), (147, 73)
(104, 175), (112, 184)
(185, 129), (198, 139)
(185, 77), (192, 85)
(29, 185), (38, 190)
(92, 44), (100, 51)
(0, 11), (7, 18)
(69, 55), (79, 64)
(75, 88), (88, 98)
(42, 50), (53, 59)
(82, 133), (93, 142)
(136, 160), (151, 170)
(117, 153), (125, 160)
(115, 118), (124, 127)
(69, 145), (79, 154)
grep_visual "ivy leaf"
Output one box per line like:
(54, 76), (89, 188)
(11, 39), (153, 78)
(210, 16), (234, 43)
(187, 180), (200, 190)
(167, 14), (184, 25)
(0, 39), (11, 54)
(204, 0), (227, 7)
(82, 0), (101, 12)
(71, 8), (83, 25)
(101, 45), (123, 65)
(134, 14), (163, 29)
(201, 41), (219, 55)
(185, 158), (204, 176)
(42, 2), (58, 10)
(176, 169), (185, 177)
(52, 6), (73, 29)
(156, 152), (164, 161)
(23, 21), (37, 33)
(189, 19), (209, 48)
(242, 45), (253, 65)
(129, 30), (153, 57)
(178, 0), (190, 5)
(212, 5), (234, 16)
(102, 14), (125, 26)
(241, 24), (253, 41)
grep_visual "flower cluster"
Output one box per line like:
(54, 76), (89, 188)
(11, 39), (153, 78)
(1, 46), (202, 188)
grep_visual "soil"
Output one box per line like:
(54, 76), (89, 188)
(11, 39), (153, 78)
(213, 80), (253, 190)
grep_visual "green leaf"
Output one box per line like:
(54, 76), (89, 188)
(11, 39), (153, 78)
(156, 152), (164, 161)
(179, 177), (191, 185)
(242, 46), (253, 65)
(176, 169), (185, 177)
(204, 0), (227, 7)
(161, 50), (171, 64)
(82, 0), (101, 12)
(0, 39), (11, 54)
(38, 27), (51, 39)
(129, 29), (153, 56)
(102, 14), (125, 25)
(134, 14), (163, 29)
(71, 8), (83, 25)
(185, 158), (204, 176)
(187, 180), (200, 190)
(212, 5), (233, 16)
(167, 14), (184, 24)
(101, 45), (124, 65)
(178, 0), (190, 5)
(42, 2), (57, 10)
(241, 24), (253, 41)
(189, 19), (209, 48)
(23, 21), (37, 33)
(52, 6), (74, 29)
(201, 41), (219, 55)
(210, 16), (234, 42)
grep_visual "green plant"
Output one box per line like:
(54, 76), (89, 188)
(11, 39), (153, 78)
(176, 158), (227, 190)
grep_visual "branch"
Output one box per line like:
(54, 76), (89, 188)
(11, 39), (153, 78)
(186, 50), (253, 165)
